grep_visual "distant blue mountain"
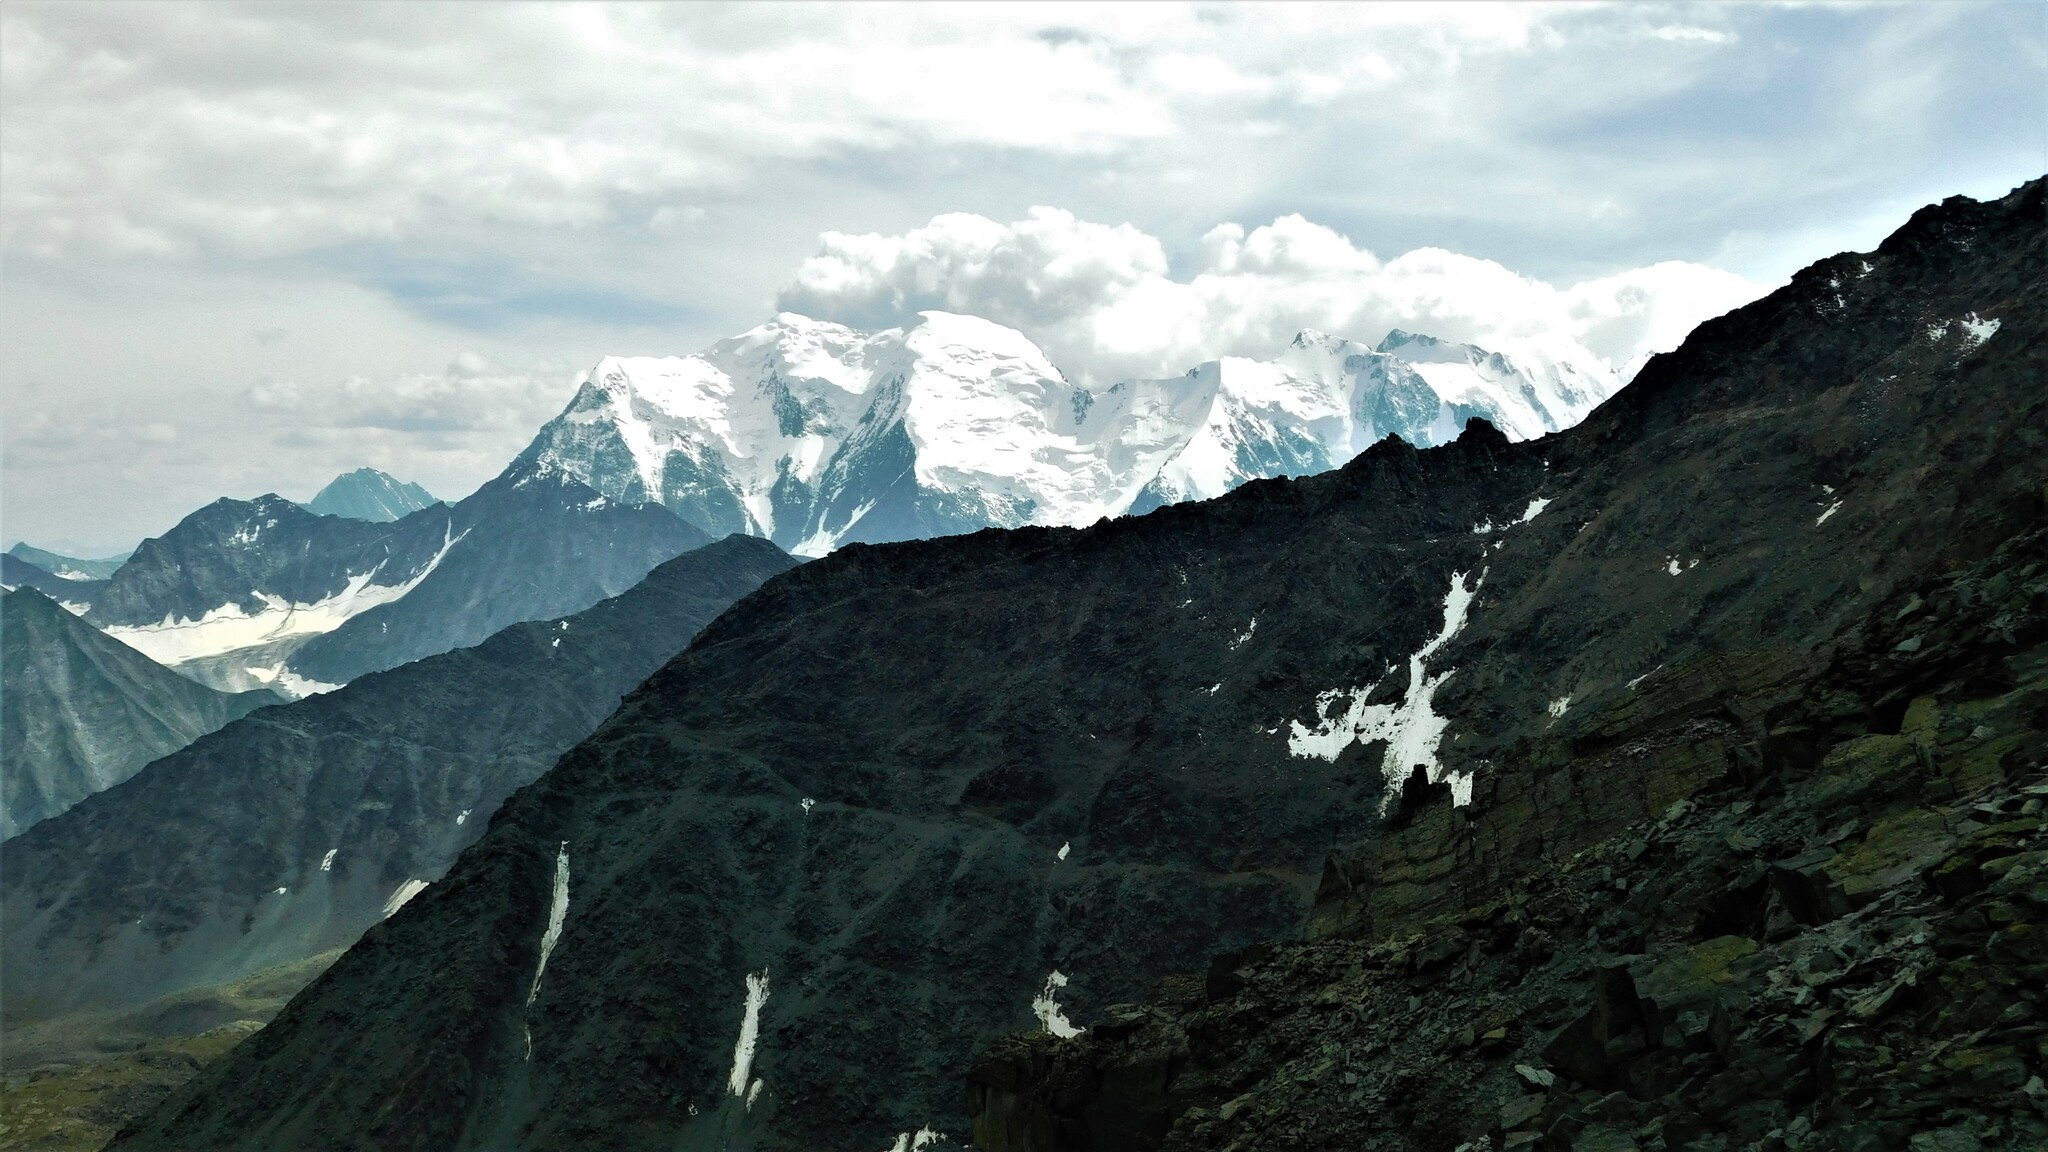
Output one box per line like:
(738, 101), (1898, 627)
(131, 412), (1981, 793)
(303, 468), (437, 522)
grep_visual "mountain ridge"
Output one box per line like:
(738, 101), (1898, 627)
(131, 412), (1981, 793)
(1, 588), (279, 840)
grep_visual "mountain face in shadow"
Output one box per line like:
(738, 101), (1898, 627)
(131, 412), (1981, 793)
(2, 588), (278, 840)
(4, 535), (798, 1023)
(101, 180), (2044, 1151)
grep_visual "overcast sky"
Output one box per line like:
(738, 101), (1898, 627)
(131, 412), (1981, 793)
(3, 2), (2041, 555)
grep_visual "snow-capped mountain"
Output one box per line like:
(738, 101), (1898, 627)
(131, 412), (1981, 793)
(86, 461), (709, 695)
(303, 468), (438, 522)
(519, 311), (1620, 554)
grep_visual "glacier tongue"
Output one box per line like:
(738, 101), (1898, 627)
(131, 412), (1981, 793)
(522, 312), (1619, 554)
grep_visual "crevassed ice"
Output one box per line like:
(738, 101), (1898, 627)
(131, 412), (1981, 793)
(728, 969), (771, 1096)
(1033, 970), (1083, 1039)
(1286, 570), (1482, 808)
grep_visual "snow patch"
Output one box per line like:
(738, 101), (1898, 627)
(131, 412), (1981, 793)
(1626, 666), (1662, 691)
(882, 1128), (947, 1152)
(104, 523), (466, 672)
(728, 970), (771, 1096)
(1958, 313), (2001, 348)
(1666, 558), (1682, 576)
(1518, 496), (1552, 524)
(1033, 970), (1083, 1038)
(381, 878), (429, 919)
(1057, 841), (1070, 861)
(746, 1079), (763, 1111)
(1547, 696), (1571, 719)
(273, 886), (288, 895)
(1286, 570), (1482, 808)
(1815, 501), (1842, 527)
(320, 849), (337, 872)
(456, 808), (472, 825)
(1229, 617), (1257, 650)
(801, 797), (815, 814)
(526, 843), (570, 1007)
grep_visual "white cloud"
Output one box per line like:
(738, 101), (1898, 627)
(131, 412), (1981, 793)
(779, 208), (1767, 384)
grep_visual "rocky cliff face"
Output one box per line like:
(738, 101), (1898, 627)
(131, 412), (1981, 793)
(2, 589), (278, 840)
(3, 536), (797, 1023)
(103, 180), (2042, 1152)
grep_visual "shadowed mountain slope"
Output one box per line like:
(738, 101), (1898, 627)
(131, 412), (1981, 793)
(106, 181), (2043, 1152)
(2, 589), (278, 840)
(3, 535), (797, 1023)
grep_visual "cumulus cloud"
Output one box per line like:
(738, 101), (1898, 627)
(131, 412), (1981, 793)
(779, 208), (1766, 384)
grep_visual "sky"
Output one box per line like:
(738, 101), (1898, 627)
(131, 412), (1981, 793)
(3, 1), (2042, 556)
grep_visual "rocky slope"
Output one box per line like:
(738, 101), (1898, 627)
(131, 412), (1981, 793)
(2, 589), (278, 840)
(3, 535), (796, 1023)
(521, 310), (1616, 554)
(104, 180), (2041, 1152)
(86, 460), (707, 693)
(302, 468), (437, 522)
(966, 530), (2047, 1152)
(1, 553), (105, 610)
(6, 543), (130, 582)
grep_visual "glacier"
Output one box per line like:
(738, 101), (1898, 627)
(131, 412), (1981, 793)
(521, 311), (1620, 555)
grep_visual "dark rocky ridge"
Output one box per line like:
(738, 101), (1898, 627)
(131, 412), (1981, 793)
(1, 552), (107, 607)
(106, 180), (2043, 1151)
(3, 535), (797, 1023)
(84, 461), (709, 692)
(2, 588), (278, 840)
(965, 528), (2048, 1152)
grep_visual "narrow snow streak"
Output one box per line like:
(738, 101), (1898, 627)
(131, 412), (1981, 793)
(526, 844), (570, 1007)
(1286, 571), (1483, 807)
(1033, 970), (1083, 1038)
(1815, 501), (1842, 526)
(727, 970), (771, 1096)
(320, 849), (337, 872)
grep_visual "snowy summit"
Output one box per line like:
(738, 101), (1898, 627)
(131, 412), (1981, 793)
(522, 311), (1618, 555)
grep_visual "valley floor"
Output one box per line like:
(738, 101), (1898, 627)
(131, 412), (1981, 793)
(0, 953), (337, 1152)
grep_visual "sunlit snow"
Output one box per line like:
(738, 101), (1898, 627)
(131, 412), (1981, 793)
(1033, 970), (1083, 1038)
(1547, 696), (1571, 718)
(381, 879), (429, 919)
(103, 524), (466, 674)
(1287, 570), (1482, 808)
(320, 849), (337, 872)
(1959, 313), (2001, 348)
(728, 969), (771, 1096)
(526, 844), (570, 1007)
(1815, 501), (1842, 527)
(882, 1127), (947, 1152)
